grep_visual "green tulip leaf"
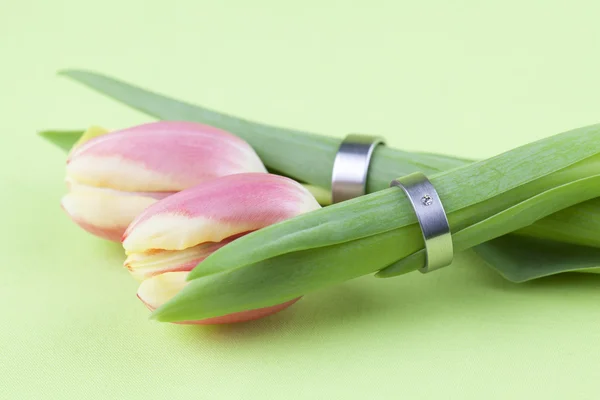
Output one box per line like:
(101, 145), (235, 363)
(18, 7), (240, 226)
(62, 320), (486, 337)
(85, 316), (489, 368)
(152, 125), (600, 321)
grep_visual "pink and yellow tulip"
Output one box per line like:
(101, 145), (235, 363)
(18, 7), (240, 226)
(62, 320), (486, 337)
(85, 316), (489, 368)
(123, 173), (321, 324)
(62, 121), (266, 241)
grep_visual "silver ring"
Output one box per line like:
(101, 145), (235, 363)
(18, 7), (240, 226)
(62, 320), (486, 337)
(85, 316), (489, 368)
(390, 172), (453, 273)
(331, 134), (385, 203)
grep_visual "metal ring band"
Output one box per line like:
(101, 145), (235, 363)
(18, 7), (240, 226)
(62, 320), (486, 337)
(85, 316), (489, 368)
(331, 134), (385, 203)
(390, 172), (453, 273)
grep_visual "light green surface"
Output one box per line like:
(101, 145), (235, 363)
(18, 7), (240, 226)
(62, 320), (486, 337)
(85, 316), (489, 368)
(2, 1), (600, 399)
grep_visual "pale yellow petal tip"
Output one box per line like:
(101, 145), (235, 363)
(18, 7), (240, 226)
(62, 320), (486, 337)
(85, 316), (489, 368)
(69, 125), (109, 153)
(137, 272), (188, 310)
(123, 213), (243, 253)
(301, 184), (332, 206)
(122, 213), (199, 252)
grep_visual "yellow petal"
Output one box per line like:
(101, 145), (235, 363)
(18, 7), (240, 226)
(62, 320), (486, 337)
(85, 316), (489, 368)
(62, 182), (158, 241)
(137, 272), (188, 310)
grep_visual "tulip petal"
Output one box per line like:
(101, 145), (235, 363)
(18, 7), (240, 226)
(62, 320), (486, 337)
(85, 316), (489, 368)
(137, 272), (300, 324)
(67, 121), (266, 192)
(124, 173), (319, 324)
(61, 182), (173, 241)
(125, 237), (236, 280)
(123, 173), (321, 252)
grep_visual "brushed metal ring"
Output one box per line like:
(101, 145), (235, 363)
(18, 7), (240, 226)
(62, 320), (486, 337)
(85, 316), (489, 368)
(390, 172), (453, 273)
(331, 134), (385, 203)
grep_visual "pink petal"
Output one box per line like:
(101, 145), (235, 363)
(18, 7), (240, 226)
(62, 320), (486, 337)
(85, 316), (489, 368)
(61, 182), (174, 242)
(123, 173), (321, 252)
(67, 121), (266, 192)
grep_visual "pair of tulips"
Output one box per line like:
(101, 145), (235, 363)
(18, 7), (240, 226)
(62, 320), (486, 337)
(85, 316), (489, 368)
(62, 121), (322, 324)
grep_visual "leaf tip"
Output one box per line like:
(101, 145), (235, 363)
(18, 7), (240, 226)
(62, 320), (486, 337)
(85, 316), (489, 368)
(57, 68), (77, 77)
(185, 266), (207, 281)
(149, 299), (183, 323)
(148, 310), (161, 321)
(57, 68), (96, 80)
(149, 306), (170, 322)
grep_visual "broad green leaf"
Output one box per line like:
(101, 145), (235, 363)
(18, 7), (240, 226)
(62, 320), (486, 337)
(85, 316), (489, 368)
(58, 69), (468, 191)
(153, 226), (419, 322)
(377, 174), (600, 277)
(151, 126), (600, 321)
(154, 235), (600, 322)
(189, 124), (600, 279)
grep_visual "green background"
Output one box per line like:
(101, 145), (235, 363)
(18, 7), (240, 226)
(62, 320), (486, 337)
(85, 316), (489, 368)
(2, 1), (600, 399)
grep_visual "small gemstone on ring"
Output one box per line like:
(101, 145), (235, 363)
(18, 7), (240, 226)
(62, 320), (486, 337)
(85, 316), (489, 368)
(421, 195), (433, 206)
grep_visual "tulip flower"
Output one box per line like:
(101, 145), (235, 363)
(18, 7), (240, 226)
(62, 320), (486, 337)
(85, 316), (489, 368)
(61, 121), (266, 241)
(122, 173), (321, 324)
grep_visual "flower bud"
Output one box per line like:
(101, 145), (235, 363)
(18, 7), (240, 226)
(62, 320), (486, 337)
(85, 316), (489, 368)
(62, 121), (266, 241)
(123, 173), (321, 324)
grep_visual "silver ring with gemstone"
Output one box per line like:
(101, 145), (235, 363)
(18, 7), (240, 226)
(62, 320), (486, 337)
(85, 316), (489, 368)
(390, 172), (453, 273)
(331, 134), (385, 203)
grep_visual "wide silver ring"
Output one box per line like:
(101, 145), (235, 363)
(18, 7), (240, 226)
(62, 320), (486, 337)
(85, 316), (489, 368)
(390, 172), (453, 273)
(331, 134), (385, 203)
